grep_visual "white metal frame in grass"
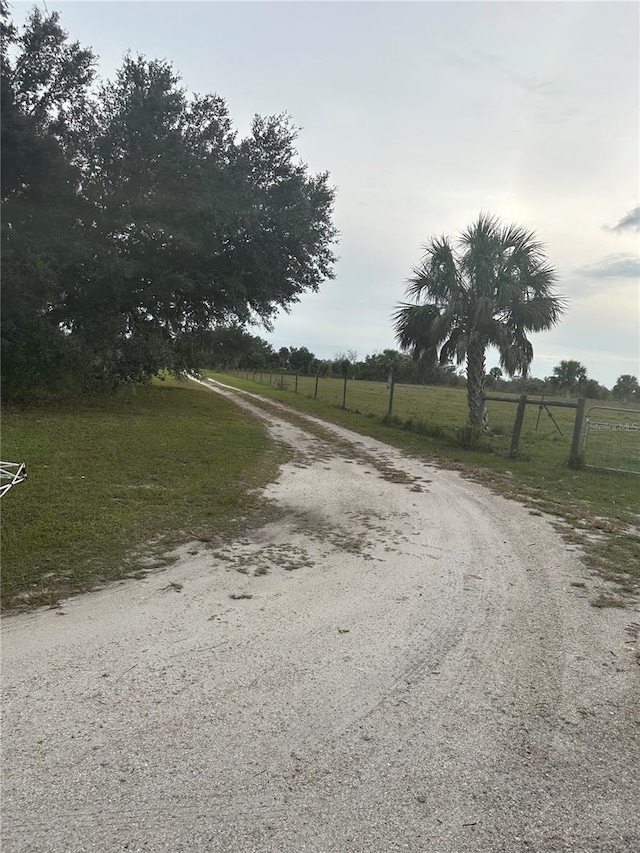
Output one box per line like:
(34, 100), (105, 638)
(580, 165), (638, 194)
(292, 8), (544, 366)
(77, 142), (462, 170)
(0, 461), (28, 498)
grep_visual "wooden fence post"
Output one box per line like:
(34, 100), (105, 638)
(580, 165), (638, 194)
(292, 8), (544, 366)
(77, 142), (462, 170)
(295, 371), (299, 393)
(569, 397), (586, 468)
(314, 372), (319, 399)
(388, 374), (395, 415)
(342, 376), (348, 409)
(509, 395), (528, 457)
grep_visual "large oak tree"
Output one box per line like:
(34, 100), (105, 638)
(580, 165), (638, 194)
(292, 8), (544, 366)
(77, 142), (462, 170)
(1, 7), (338, 398)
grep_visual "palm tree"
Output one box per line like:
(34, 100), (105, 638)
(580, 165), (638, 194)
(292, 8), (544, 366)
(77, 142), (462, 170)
(485, 366), (503, 390)
(612, 374), (638, 403)
(550, 360), (588, 399)
(393, 214), (566, 426)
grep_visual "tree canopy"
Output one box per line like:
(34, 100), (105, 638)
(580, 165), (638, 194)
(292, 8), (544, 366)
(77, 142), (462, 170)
(612, 374), (639, 403)
(1, 6), (338, 399)
(549, 360), (587, 398)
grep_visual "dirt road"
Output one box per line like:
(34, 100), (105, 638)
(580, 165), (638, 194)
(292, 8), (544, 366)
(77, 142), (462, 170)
(2, 379), (638, 852)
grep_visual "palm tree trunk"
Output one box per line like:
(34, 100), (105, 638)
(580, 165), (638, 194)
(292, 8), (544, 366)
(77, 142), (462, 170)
(466, 337), (486, 426)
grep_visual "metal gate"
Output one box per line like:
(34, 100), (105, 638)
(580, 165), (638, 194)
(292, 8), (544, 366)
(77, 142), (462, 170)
(583, 406), (640, 474)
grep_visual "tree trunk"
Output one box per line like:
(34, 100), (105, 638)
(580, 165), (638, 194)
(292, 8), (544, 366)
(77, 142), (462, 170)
(466, 337), (486, 426)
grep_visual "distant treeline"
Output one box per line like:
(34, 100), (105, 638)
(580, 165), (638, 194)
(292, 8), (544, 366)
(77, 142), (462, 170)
(202, 327), (637, 401)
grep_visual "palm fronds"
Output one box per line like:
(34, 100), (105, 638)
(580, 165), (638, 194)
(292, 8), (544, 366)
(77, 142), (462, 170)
(392, 213), (566, 424)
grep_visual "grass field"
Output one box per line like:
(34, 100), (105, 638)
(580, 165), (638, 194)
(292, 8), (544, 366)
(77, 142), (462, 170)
(226, 370), (640, 471)
(1, 378), (286, 610)
(210, 371), (640, 591)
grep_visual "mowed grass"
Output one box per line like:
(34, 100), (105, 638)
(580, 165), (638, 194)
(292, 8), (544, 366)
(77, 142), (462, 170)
(210, 371), (640, 591)
(1, 378), (284, 610)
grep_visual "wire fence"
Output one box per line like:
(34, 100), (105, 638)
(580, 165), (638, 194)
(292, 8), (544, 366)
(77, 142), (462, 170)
(583, 407), (640, 475)
(221, 369), (602, 468)
(221, 369), (640, 474)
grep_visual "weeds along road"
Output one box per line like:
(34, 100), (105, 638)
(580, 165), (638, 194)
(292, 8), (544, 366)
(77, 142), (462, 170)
(2, 378), (639, 853)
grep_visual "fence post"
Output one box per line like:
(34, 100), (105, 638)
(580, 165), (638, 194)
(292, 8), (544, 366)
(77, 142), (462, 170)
(342, 376), (348, 409)
(295, 371), (299, 393)
(388, 373), (395, 415)
(509, 395), (528, 457)
(314, 371), (319, 399)
(569, 397), (586, 468)
(260, 371), (263, 383)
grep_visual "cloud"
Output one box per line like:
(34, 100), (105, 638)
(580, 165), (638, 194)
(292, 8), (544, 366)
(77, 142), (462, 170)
(440, 48), (555, 96)
(603, 205), (640, 234)
(578, 253), (640, 279)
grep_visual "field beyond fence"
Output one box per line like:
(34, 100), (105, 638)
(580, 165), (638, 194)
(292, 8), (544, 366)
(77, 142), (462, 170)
(220, 369), (640, 475)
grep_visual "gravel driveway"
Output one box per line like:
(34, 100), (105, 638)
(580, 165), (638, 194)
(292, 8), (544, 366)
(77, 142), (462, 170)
(2, 378), (638, 852)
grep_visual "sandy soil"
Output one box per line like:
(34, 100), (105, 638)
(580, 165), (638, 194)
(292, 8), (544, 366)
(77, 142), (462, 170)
(2, 378), (639, 853)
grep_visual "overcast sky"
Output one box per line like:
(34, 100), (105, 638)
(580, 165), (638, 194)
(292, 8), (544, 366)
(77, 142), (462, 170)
(14, 0), (640, 386)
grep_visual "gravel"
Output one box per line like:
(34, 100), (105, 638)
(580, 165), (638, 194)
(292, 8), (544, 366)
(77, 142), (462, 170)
(2, 379), (639, 852)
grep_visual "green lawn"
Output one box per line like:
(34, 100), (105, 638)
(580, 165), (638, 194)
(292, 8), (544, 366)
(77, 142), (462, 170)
(211, 371), (640, 590)
(1, 378), (285, 610)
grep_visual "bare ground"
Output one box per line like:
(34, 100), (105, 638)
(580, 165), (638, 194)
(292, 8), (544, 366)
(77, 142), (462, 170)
(2, 378), (639, 852)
